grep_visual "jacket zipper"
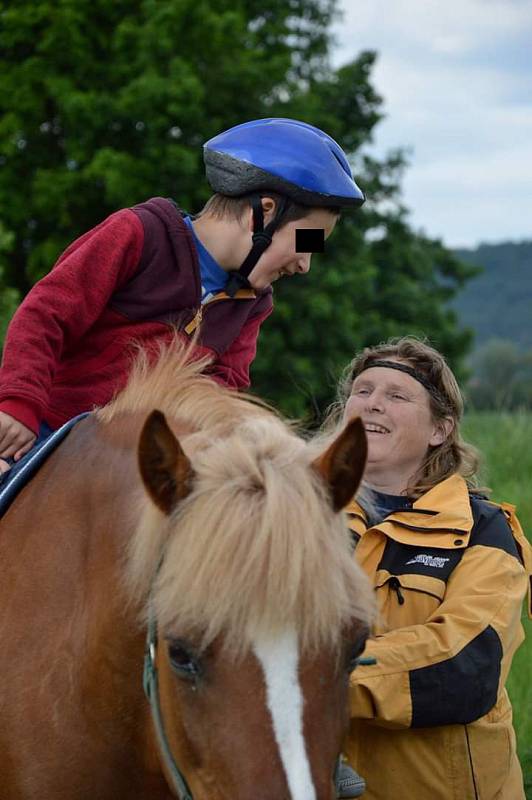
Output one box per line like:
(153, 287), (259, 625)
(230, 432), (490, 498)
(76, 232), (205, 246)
(464, 725), (479, 799)
(184, 306), (203, 335)
(381, 519), (468, 537)
(388, 577), (405, 605)
(184, 289), (257, 336)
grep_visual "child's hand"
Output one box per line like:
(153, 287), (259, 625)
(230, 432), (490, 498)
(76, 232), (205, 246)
(0, 412), (36, 461)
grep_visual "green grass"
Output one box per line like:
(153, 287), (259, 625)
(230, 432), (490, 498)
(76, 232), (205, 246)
(462, 412), (532, 797)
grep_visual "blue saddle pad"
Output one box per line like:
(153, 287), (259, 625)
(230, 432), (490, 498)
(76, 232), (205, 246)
(0, 413), (90, 517)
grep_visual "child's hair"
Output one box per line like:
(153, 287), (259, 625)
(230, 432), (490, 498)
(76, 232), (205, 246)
(326, 336), (484, 497)
(197, 192), (340, 227)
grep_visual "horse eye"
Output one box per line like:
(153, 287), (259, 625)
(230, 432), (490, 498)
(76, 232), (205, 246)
(167, 640), (201, 680)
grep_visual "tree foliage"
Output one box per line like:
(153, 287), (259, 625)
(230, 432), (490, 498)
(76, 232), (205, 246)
(0, 221), (20, 344)
(0, 0), (336, 289)
(252, 54), (474, 416)
(467, 338), (532, 411)
(0, 0), (474, 417)
(453, 241), (532, 351)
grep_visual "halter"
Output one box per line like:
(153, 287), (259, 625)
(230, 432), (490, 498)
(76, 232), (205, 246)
(142, 565), (376, 798)
(143, 612), (194, 800)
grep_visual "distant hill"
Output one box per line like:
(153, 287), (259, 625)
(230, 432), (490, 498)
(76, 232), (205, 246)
(452, 241), (532, 350)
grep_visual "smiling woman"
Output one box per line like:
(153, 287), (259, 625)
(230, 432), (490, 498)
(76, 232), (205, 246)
(325, 336), (532, 800)
(345, 362), (453, 496)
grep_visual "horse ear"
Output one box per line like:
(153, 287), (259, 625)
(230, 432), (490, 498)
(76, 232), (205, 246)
(312, 417), (367, 512)
(138, 410), (194, 514)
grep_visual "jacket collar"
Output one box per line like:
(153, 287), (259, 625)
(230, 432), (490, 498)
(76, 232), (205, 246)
(346, 474), (474, 537)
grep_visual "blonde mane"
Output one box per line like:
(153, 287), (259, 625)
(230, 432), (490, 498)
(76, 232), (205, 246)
(97, 340), (271, 433)
(99, 341), (373, 653)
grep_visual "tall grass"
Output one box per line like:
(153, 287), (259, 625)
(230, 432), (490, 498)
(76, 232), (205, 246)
(462, 411), (532, 797)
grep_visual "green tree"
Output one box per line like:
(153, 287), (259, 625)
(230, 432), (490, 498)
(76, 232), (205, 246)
(0, 222), (20, 343)
(0, 0), (474, 417)
(467, 338), (532, 410)
(453, 241), (532, 351)
(252, 58), (474, 416)
(0, 0), (336, 291)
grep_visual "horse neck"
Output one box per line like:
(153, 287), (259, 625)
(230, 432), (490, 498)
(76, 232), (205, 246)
(0, 412), (172, 791)
(70, 411), (158, 650)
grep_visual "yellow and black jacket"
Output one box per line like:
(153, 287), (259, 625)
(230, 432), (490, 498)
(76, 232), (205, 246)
(345, 474), (532, 800)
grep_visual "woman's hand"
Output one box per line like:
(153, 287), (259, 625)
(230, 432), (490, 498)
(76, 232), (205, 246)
(0, 412), (36, 461)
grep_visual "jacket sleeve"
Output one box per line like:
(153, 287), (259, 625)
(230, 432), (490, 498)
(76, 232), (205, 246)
(350, 509), (529, 729)
(0, 210), (144, 432)
(207, 301), (273, 390)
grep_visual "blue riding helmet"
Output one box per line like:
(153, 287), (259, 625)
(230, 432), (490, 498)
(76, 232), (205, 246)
(203, 118), (365, 294)
(203, 118), (365, 208)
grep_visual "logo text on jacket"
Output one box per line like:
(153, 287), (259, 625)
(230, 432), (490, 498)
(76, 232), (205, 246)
(405, 554), (450, 569)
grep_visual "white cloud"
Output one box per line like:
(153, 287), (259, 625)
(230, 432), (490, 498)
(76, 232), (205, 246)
(334, 0), (532, 60)
(331, 0), (532, 246)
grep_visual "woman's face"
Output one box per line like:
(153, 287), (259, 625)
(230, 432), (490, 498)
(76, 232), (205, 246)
(343, 361), (449, 493)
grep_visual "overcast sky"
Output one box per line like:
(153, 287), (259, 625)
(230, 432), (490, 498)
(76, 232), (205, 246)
(331, 0), (532, 248)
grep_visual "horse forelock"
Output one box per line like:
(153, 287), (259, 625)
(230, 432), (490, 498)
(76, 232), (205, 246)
(96, 336), (272, 434)
(105, 340), (373, 654)
(127, 416), (373, 655)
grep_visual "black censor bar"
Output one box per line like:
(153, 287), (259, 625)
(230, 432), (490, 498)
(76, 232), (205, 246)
(295, 228), (325, 253)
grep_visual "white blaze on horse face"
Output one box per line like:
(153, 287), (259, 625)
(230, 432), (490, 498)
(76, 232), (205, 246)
(252, 628), (317, 800)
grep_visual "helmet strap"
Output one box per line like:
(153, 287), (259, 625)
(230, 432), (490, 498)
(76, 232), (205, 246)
(225, 193), (290, 296)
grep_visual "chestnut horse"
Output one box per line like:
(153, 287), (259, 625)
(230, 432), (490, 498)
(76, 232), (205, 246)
(0, 347), (373, 800)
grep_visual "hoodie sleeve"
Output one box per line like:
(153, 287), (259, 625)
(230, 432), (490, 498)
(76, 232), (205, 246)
(0, 209), (143, 433)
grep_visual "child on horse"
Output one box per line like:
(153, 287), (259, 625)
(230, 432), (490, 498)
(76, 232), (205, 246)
(0, 117), (365, 473)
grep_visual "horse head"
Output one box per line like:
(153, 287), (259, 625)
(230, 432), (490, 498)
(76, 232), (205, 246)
(130, 407), (373, 800)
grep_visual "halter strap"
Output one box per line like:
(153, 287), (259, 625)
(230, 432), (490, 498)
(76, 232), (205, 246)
(143, 613), (194, 800)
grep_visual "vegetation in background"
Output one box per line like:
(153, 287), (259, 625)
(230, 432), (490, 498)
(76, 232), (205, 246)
(467, 339), (532, 411)
(0, 222), (20, 342)
(0, 0), (474, 418)
(452, 242), (532, 411)
(463, 411), (532, 798)
(0, 0), (339, 292)
(453, 241), (532, 351)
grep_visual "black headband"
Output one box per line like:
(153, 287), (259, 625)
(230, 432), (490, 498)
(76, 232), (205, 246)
(355, 359), (448, 407)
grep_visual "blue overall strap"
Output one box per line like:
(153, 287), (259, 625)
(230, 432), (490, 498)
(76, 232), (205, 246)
(143, 615), (194, 800)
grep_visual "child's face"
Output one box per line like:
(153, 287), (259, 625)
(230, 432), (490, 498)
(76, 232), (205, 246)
(246, 208), (338, 290)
